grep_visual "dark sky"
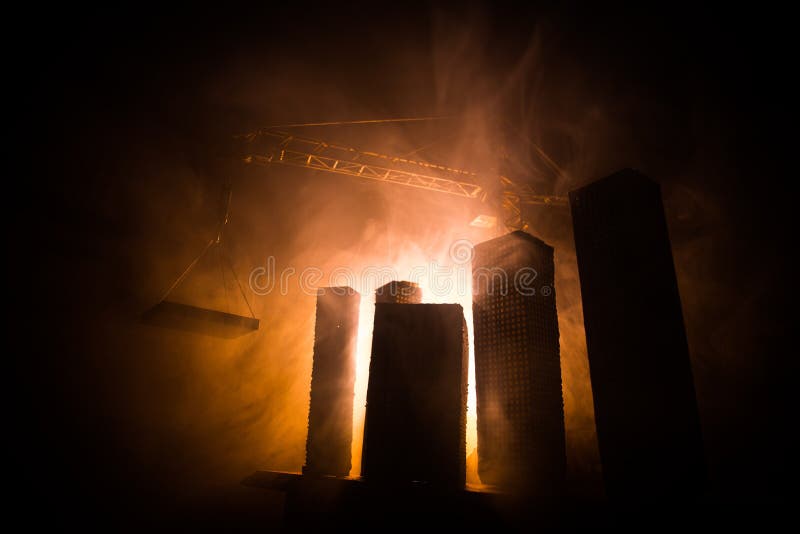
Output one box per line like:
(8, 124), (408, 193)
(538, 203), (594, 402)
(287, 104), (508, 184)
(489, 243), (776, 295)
(17, 1), (792, 525)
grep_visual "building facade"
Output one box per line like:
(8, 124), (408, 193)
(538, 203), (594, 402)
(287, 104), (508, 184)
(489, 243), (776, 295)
(374, 280), (422, 304)
(361, 301), (468, 488)
(472, 231), (566, 494)
(304, 286), (361, 477)
(569, 169), (705, 497)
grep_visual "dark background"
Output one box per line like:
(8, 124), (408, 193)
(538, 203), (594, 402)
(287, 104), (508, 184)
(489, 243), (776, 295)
(16, 1), (792, 526)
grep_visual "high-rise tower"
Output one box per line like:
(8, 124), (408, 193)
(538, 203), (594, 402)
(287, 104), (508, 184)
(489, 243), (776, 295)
(374, 280), (422, 304)
(304, 286), (361, 477)
(569, 169), (705, 497)
(472, 231), (566, 494)
(361, 298), (468, 488)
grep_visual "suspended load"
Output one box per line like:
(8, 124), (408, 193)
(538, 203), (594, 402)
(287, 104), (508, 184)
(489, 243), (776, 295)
(142, 184), (260, 338)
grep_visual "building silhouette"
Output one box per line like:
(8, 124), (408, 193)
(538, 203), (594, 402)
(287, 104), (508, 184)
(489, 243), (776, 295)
(375, 280), (422, 304)
(361, 300), (468, 488)
(471, 231), (566, 494)
(569, 169), (705, 497)
(303, 287), (361, 477)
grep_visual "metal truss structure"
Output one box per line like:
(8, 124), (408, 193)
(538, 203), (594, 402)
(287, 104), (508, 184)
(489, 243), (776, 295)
(241, 129), (567, 231)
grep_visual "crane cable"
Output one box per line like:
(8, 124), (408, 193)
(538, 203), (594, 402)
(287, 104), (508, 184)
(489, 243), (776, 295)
(261, 116), (457, 129)
(156, 184), (257, 319)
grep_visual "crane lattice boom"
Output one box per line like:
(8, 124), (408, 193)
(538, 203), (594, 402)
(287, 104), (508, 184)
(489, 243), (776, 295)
(241, 129), (567, 231)
(244, 131), (484, 199)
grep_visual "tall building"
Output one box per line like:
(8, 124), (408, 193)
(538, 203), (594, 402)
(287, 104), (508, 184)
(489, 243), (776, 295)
(472, 231), (566, 494)
(361, 301), (468, 488)
(375, 280), (422, 304)
(569, 169), (705, 497)
(303, 286), (361, 477)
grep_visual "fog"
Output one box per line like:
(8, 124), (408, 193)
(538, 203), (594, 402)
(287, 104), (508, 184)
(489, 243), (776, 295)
(22, 3), (790, 518)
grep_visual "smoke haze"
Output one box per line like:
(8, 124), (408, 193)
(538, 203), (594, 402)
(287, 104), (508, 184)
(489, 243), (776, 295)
(18, 1), (791, 522)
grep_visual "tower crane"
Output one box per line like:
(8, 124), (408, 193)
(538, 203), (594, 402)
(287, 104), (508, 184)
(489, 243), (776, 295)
(239, 129), (567, 233)
(144, 120), (568, 336)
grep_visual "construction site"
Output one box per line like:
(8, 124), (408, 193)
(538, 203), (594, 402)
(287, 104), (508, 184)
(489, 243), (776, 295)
(20, 2), (791, 530)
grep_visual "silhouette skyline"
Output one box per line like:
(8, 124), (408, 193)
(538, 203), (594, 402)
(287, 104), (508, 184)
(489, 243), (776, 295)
(23, 3), (790, 529)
